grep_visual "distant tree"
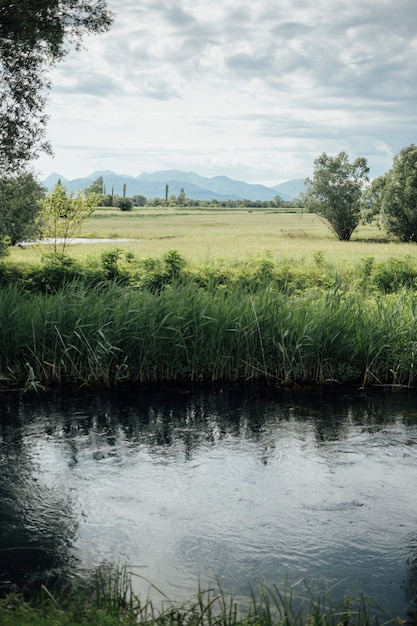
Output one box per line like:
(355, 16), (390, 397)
(165, 184), (169, 205)
(115, 196), (133, 211)
(0, 173), (45, 249)
(99, 194), (113, 207)
(36, 182), (96, 253)
(146, 197), (164, 206)
(177, 188), (186, 206)
(302, 151), (369, 241)
(0, 1), (113, 174)
(362, 144), (417, 242)
(132, 194), (147, 207)
(85, 176), (104, 196)
(274, 195), (283, 207)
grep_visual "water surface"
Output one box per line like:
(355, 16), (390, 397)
(1, 386), (416, 620)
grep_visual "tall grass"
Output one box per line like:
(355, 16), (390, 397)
(0, 566), (397, 626)
(4, 248), (417, 295)
(2, 274), (417, 388)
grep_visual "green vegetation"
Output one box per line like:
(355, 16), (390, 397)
(36, 183), (97, 254)
(5, 208), (411, 267)
(0, 1), (113, 174)
(3, 248), (417, 389)
(0, 566), (395, 626)
(302, 152), (369, 241)
(363, 144), (417, 242)
(0, 173), (45, 250)
(0, 150), (417, 391)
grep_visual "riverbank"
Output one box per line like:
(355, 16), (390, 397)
(0, 567), (397, 626)
(2, 251), (417, 389)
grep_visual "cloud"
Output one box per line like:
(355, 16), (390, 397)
(141, 78), (181, 99)
(52, 70), (120, 97)
(37, 0), (417, 183)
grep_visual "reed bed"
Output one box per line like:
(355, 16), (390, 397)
(2, 274), (417, 389)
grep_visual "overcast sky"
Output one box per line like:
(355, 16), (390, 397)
(36, 0), (417, 185)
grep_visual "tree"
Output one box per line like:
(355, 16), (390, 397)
(132, 194), (146, 207)
(177, 188), (186, 206)
(36, 182), (96, 253)
(115, 196), (133, 211)
(274, 194), (283, 207)
(85, 176), (104, 196)
(0, 1), (113, 175)
(0, 173), (45, 249)
(362, 144), (417, 242)
(302, 152), (369, 241)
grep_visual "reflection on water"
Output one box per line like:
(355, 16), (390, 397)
(0, 386), (417, 620)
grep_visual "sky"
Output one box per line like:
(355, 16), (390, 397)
(36, 0), (417, 186)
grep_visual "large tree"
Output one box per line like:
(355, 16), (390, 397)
(303, 152), (369, 241)
(0, 1), (113, 175)
(362, 144), (417, 242)
(0, 173), (45, 247)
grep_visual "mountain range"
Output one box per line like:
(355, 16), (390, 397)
(42, 170), (305, 202)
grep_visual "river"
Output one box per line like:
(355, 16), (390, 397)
(0, 385), (416, 621)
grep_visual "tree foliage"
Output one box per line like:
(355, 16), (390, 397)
(0, 1), (113, 174)
(115, 196), (133, 211)
(36, 182), (96, 253)
(362, 144), (417, 242)
(0, 173), (45, 251)
(303, 152), (369, 241)
(85, 176), (105, 196)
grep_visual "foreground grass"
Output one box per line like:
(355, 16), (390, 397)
(2, 262), (417, 388)
(4, 241), (417, 388)
(0, 567), (397, 626)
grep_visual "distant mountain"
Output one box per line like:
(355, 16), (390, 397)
(273, 179), (305, 199)
(43, 170), (305, 201)
(43, 172), (69, 188)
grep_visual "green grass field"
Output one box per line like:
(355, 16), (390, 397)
(8, 207), (417, 266)
(4, 207), (417, 389)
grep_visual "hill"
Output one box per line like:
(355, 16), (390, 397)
(43, 170), (306, 201)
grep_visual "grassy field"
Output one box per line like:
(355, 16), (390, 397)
(4, 208), (417, 389)
(8, 207), (417, 266)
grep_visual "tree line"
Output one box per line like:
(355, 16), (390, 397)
(84, 177), (297, 210)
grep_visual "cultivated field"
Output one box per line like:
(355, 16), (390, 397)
(8, 207), (417, 266)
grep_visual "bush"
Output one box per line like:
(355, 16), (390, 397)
(372, 256), (417, 292)
(115, 197), (133, 211)
(26, 254), (85, 292)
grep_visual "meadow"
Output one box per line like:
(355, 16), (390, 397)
(2, 208), (417, 389)
(8, 206), (417, 266)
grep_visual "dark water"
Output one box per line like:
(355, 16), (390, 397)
(1, 385), (417, 620)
